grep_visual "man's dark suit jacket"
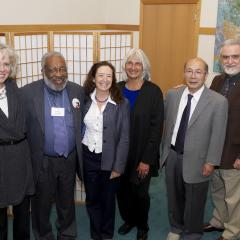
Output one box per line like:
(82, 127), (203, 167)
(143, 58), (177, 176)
(211, 74), (240, 169)
(21, 79), (85, 183)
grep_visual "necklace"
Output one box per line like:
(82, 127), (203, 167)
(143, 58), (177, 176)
(95, 95), (108, 103)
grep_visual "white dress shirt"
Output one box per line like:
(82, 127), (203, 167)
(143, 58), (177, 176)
(171, 86), (204, 145)
(82, 89), (116, 153)
(0, 86), (8, 117)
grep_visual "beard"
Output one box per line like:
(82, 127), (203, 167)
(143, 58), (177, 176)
(43, 74), (68, 91)
(223, 65), (240, 76)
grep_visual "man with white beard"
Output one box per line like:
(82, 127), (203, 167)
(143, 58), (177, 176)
(22, 52), (84, 240)
(203, 39), (240, 240)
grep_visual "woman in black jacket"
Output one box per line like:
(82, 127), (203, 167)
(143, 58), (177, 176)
(117, 48), (164, 240)
(0, 43), (34, 240)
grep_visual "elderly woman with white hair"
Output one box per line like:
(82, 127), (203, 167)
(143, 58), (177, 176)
(0, 43), (34, 240)
(117, 48), (164, 240)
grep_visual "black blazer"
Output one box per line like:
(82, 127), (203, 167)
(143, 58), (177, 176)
(21, 79), (85, 182)
(118, 81), (164, 183)
(0, 79), (34, 207)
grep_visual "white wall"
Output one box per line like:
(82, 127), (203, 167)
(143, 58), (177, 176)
(1, 0), (219, 84)
(0, 0), (104, 24)
(0, 0), (140, 25)
(198, 0), (219, 86)
(104, 0), (140, 24)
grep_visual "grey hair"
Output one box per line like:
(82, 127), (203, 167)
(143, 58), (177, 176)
(0, 43), (18, 79)
(220, 39), (240, 54)
(121, 48), (151, 81)
(41, 51), (66, 70)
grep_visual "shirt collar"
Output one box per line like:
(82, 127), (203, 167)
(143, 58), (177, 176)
(90, 89), (116, 105)
(183, 85), (205, 102)
(0, 86), (7, 100)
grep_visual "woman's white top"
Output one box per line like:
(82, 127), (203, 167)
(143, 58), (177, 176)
(82, 89), (116, 153)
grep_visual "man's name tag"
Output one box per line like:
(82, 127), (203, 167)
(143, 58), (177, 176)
(51, 107), (65, 116)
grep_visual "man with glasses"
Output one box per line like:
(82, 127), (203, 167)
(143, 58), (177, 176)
(161, 57), (228, 240)
(21, 52), (84, 240)
(203, 39), (240, 240)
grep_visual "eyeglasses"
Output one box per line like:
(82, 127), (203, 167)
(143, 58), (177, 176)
(184, 69), (206, 77)
(44, 66), (67, 74)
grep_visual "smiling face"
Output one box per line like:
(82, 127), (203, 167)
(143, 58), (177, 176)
(43, 55), (68, 91)
(0, 51), (11, 89)
(95, 65), (113, 93)
(125, 56), (143, 80)
(220, 44), (240, 76)
(184, 58), (208, 94)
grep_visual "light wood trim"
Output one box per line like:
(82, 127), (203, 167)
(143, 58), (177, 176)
(53, 31), (94, 35)
(141, 0), (198, 4)
(130, 32), (134, 47)
(199, 27), (216, 35)
(99, 32), (132, 36)
(105, 24), (139, 31)
(5, 33), (11, 45)
(9, 33), (15, 47)
(139, 0), (144, 47)
(193, 0), (201, 54)
(48, 31), (54, 51)
(94, 32), (99, 63)
(13, 32), (48, 36)
(0, 24), (139, 32)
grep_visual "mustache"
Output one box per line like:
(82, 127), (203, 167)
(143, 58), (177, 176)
(52, 76), (66, 82)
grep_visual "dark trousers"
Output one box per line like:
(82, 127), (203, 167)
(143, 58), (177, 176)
(32, 151), (77, 240)
(83, 145), (120, 240)
(117, 172), (151, 231)
(0, 196), (30, 240)
(165, 149), (209, 240)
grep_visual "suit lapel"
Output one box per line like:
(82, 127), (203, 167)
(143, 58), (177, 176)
(66, 84), (81, 131)
(188, 87), (210, 128)
(33, 81), (44, 132)
(171, 88), (185, 130)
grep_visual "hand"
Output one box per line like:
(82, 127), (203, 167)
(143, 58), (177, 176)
(173, 84), (186, 89)
(110, 171), (121, 179)
(137, 162), (150, 179)
(233, 158), (240, 170)
(202, 163), (215, 177)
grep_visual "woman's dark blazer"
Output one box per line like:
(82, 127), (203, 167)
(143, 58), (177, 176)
(118, 80), (164, 183)
(83, 97), (130, 174)
(0, 79), (34, 207)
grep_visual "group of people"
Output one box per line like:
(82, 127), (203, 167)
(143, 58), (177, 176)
(0, 44), (163, 240)
(161, 39), (240, 240)
(0, 38), (239, 240)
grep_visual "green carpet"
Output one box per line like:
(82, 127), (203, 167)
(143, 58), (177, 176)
(8, 170), (221, 239)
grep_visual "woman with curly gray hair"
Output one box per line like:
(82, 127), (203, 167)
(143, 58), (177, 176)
(0, 43), (34, 240)
(117, 48), (164, 240)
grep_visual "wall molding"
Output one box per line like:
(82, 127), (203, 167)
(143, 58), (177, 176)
(0, 24), (139, 32)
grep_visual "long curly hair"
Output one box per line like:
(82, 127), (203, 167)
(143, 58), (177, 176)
(84, 61), (123, 104)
